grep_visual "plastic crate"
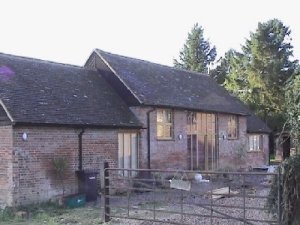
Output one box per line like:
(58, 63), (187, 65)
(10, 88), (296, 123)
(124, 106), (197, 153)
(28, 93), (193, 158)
(64, 194), (86, 208)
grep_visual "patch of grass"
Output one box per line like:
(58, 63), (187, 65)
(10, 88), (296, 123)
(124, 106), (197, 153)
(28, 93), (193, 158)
(1, 201), (104, 225)
(0, 201), (66, 224)
(0, 207), (17, 222)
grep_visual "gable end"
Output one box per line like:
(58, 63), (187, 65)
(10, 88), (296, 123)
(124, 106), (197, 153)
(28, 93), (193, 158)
(0, 101), (13, 124)
(86, 51), (141, 106)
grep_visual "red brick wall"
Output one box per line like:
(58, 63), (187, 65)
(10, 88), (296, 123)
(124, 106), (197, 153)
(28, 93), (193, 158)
(218, 114), (248, 169)
(218, 115), (269, 170)
(130, 107), (188, 170)
(11, 126), (119, 206)
(130, 107), (268, 171)
(0, 126), (13, 208)
(245, 134), (269, 168)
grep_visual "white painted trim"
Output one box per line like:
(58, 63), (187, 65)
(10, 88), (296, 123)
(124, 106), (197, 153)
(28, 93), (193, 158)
(94, 50), (143, 104)
(0, 99), (14, 122)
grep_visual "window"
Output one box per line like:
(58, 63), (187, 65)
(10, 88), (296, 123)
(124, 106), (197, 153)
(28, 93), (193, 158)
(118, 132), (138, 176)
(157, 109), (173, 140)
(227, 115), (238, 139)
(249, 135), (263, 151)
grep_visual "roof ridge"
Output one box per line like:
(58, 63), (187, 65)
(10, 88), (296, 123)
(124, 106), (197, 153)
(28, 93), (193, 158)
(0, 52), (83, 69)
(95, 49), (210, 78)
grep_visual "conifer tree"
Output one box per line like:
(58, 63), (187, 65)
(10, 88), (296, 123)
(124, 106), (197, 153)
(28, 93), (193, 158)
(210, 49), (235, 85)
(174, 23), (217, 74)
(225, 19), (298, 130)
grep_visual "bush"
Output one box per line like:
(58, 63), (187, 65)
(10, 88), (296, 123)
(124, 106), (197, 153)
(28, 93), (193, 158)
(52, 157), (69, 197)
(0, 207), (15, 222)
(267, 154), (300, 224)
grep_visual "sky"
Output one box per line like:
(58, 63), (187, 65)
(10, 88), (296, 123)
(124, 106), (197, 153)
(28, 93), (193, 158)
(0, 0), (299, 67)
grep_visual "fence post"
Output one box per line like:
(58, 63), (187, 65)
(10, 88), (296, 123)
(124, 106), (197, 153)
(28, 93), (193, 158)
(277, 166), (281, 225)
(104, 161), (110, 222)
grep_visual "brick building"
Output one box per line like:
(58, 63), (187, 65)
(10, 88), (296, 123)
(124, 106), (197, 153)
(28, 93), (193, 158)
(85, 49), (271, 171)
(0, 50), (270, 207)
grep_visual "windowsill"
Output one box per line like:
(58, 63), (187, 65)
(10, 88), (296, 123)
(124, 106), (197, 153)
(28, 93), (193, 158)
(156, 137), (175, 141)
(227, 137), (238, 140)
(247, 150), (262, 153)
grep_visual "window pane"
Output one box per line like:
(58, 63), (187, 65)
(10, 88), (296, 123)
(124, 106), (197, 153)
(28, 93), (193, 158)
(259, 135), (263, 150)
(157, 124), (164, 137)
(249, 135), (262, 151)
(157, 110), (163, 122)
(118, 133), (124, 169)
(118, 132), (139, 176)
(164, 124), (172, 138)
(157, 109), (173, 139)
(228, 116), (238, 139)
(131, 133), (138, 172)
(166, 110), (172, 123)
(123, 133), (131, 177)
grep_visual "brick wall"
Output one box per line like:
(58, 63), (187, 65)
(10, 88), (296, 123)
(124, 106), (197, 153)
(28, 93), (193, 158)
(218, 114), (248, 169)
(131, 107), (268, 171)
(11, 126), (119, 206)
(0, 126), (13, 208)
(218, 115), (269, 169)
(245, 134), (269, 168)
(130, 107), (188, 170)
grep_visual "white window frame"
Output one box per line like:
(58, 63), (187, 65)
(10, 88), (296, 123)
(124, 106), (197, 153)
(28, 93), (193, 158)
(156, 109), (174, 140)
(118, 132), (139, 176)
(227, 115), (238, 139)
(249, 134), (263, 152)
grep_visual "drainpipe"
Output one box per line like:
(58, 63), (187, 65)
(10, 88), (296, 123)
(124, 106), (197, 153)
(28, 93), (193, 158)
(146, 108), (155, 169)
(78, 128), (85, 171)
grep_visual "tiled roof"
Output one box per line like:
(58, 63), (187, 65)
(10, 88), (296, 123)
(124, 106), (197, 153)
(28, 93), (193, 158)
(92, 49), (271, 133)
(94, 49), (250, 115)
(247, 112), (272, 133)
(0, 53), (141, 128)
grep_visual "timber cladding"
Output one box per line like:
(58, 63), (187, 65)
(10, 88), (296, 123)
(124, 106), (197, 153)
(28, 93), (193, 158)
(4, 126), (120, 206)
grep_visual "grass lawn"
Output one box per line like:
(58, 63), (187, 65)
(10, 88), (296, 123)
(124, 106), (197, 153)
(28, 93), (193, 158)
(0, 202), (104, 225)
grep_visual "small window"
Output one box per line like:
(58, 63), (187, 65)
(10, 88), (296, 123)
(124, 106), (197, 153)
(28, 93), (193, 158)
(187, 111), (197, 124)
(157, 109), (173, 140)
(249, 135), (263, 151)
(227, 115), (238, 139)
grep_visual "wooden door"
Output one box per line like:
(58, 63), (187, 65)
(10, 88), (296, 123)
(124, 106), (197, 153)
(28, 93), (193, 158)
(187, 112), (218, 170)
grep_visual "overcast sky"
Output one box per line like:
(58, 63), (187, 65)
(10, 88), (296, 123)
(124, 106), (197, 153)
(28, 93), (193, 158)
(0, 0), (299, 66)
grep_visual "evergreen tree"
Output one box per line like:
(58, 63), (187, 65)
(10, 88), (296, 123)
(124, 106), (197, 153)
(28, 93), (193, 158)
(225, 19), (298, 130)
(285, 73), (300, 152)
(174, 23), (217, 74)
(210, 49), (235, 85)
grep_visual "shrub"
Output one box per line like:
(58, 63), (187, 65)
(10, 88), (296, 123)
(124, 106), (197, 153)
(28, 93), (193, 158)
(52, 157), (69, 197)
(267, 154), (300, 224)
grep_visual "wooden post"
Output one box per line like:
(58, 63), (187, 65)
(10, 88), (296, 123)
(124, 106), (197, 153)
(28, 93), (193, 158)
(104, 161), (110, 222)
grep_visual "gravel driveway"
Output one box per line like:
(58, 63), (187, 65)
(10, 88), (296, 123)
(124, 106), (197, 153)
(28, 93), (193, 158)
(104, 176), (277, 225)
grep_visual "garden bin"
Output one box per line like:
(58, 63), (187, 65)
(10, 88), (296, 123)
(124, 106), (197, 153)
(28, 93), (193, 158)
(76, 170), (99, 202)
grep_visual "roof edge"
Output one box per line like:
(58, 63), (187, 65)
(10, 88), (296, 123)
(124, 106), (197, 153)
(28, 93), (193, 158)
(0, 51), (82, 69)
(13, 121), (142, 129)
(140, 103), (250, 116)
(94, 49), (143, 104)
(0, 99), (14, 123)
(247, 130), (272, 134)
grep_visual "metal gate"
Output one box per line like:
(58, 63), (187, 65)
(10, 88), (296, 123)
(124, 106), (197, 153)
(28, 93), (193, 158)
(104, 163), (281, 225)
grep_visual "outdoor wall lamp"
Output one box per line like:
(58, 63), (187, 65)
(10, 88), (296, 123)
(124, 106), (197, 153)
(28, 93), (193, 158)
(22, 132), (28, 141)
